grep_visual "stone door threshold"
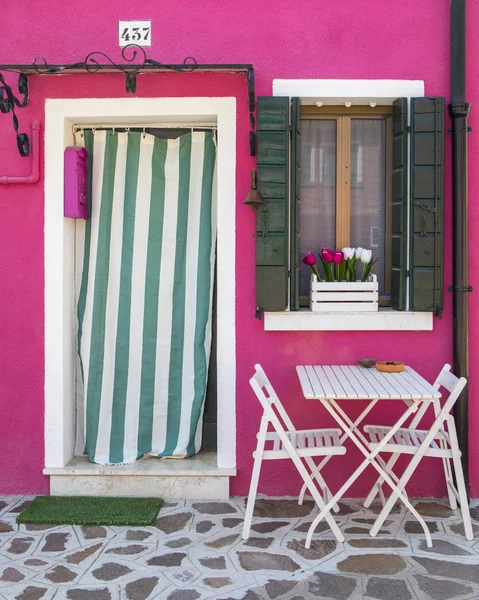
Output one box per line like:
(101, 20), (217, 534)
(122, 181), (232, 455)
(44, 451), (235, 499)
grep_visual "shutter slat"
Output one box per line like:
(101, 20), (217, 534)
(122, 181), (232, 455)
(410, 97), (445, 314)
(256, 97), (290, 312)
(391, 98), (408, 311)
(290, 98), (301, 311)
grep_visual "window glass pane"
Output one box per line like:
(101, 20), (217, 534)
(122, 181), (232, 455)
(350, 119), (387, 295)
(299, 119), (336, 297)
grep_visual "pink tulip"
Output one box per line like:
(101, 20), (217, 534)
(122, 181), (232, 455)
(320, 247), (334, 263)
(333, 251), (344, 264)
(301, 252), (317, 267)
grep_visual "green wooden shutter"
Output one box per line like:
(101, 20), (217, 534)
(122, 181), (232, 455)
(290, 97), (301, 311)
(409, 97), (445, 314)
(391, 98), (409, 310)
(256, 97), (290, 312)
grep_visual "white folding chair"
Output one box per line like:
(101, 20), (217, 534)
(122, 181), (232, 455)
(363, 364), (473, 540)
(242, 364), (347, 544)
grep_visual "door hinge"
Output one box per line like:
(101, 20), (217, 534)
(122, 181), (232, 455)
(407, 125), (411, 133)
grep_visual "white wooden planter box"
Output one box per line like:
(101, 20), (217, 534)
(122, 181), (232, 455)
(310, 274), (378, 312)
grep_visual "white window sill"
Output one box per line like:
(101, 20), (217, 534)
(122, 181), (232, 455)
(264, 308), (433, 331)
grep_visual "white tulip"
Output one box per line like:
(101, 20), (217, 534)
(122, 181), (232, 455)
(355, 247), (364, 260)
(361, 248), (372, 264)
(342, 247), (355, 260)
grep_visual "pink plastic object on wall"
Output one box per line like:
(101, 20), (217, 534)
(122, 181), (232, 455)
(64, 146), (89, 219)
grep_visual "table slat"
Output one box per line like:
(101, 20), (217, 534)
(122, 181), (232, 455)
(322, 366), (357, 399)
(311, 366), (336, 399)
(305, 365), (327, 399)
(376, 370), (420, 399)
(331, 366), (360, 398)
(296, 366), (316, 399)
(404, 367), (441, 398)
(356, 367), (391, 398)
(343, 366), (380, 399)
(365, 368), (410, 399)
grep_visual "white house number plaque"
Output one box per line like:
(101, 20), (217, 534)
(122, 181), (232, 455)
(118, 21), (152, 47)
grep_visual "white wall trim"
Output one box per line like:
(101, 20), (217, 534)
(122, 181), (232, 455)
(273, 79), (425, 104)
(44, 97), (237, 471)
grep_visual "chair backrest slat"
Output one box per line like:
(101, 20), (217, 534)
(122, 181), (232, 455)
(250, 364), (295, 433)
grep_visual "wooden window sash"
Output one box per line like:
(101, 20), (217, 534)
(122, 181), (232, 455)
(299, 109), (392, 306)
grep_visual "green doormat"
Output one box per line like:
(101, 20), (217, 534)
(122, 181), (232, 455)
(16, 496), (163, 526)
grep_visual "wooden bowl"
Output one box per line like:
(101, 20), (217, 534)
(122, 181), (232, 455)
(375, 361), (404, 373)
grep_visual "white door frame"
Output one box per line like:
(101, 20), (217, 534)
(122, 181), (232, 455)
(44, 97), (237, 471)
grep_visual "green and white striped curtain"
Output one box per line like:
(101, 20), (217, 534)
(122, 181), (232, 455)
(74, 129), (217, 465)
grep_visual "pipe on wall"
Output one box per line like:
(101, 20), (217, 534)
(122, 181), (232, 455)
(449, 0), (470, 495)
(0, 120), (40, 184)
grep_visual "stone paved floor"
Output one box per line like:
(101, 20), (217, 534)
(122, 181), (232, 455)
(1, 496), (479, 600)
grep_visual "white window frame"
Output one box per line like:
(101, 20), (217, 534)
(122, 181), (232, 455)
(264, 79), (433, 331)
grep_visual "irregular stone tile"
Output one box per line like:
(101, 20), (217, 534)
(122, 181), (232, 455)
(251, 521), (290, 534)
(204, 534), (239, 549)
(198, 556), (226, 570)
(7, 537), (34, 554)
(344, 527), (389, 535)
(294, 521), (329, 534)
(368, 502), (402, 515)
(222, 518), (243, 528)
(91, 562), (133, 581)
(337, 554), (407, 576)
(337, 502), (358, 515)
(165, 537), (191, 549)
(244, 537), (274, 549)
(0, 521), (14, 534)
(105, 544), (147, 556)
(414, 501), (454, 518)
(66, 543), (103, 564)
(14, 586), (48, 600)
(365, 577), (412, 600)
(413, 557), (479, 584)
(192, 502), (237, 515)
(125, 530), (152, 542)
(414, 574), (474, 600)
(418, 539), (472, 556)
(24, 559), (48, 567)
(265, 579), (297, 599)
(195, 521), (214, 534)
(41, 533), (69, 552)
(352, 518), (393, 526)
(0, 502), (7, 512)
(166, 590), (200, 600)
(348, 538), (407, 549)
(169, 568), (198, 586)
(24, 525), (55, 532)
(66, 588), (111, 600)
(237, 551), (300, 572)
(125, 577), (159, 600)
(81, 526), (107, 540)
(155, 512), (192, 535)
(308, 571), (356, 600)
(0, 567), (25, 582)
(146, 552), (186, 567)
(404, 520), (439, 534)
(249, 499), (314, 518)
(203, 577), (232, 589)
(9, 501), (32, 514)
(240, 592), (262, 600)
(449, 521), (479, 537)
(287, 539), (337, 561)
(162, 502), (179, 509)
(45, 566), (77, 583)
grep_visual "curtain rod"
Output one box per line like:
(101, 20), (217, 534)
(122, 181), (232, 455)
(73, 124), (216, 131)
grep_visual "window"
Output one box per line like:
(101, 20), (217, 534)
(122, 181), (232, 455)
(255, 96), (445, 317)
(299, 106), (392, 304)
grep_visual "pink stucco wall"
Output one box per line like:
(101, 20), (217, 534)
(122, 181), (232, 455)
(0, 0), (477, 497)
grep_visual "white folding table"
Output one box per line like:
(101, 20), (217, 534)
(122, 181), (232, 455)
(296, 364), (441, 548)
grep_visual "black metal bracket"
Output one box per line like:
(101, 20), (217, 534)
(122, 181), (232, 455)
(448, 285), (473, 293)
(255, 308), (263, 320)
(448, 125), (472, 133)
(0, 46), (255, 157)
(0, 72), (30, 156)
